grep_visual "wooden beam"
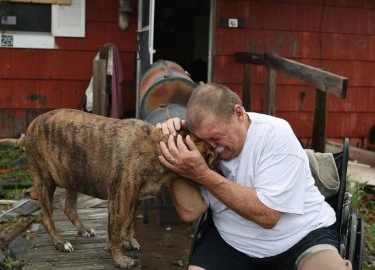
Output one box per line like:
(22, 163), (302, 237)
(98, 46), (110, 117)
(93, 60), (107, 116)
(265, 54), (348, 98)
(235, 52), (348, 99)
(235, 52), (265, 65)
(311, 89), (328, 153)
(10, 0), (71, 4)
(264, 66), (276, 116)
(326, 140), (375, 168)
(242, 63), (252, 111)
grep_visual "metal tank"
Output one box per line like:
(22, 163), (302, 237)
(139, 60), (197, 121)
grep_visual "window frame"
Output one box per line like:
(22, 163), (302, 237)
(0, 0), (85, 49)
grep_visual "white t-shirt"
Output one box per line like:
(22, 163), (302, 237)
(200, 112), (336, 258)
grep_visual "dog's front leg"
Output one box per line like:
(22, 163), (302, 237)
(121, 204), (140, 251)
(107, 195), (138, 269)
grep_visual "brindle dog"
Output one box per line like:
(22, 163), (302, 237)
(0, 109), (219, 269)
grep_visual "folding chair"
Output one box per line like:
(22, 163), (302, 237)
(189, 137), (365, 269)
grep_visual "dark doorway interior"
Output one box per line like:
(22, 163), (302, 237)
(154, 0), (210, 83)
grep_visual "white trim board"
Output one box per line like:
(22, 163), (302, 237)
(0, 0), (85, 49)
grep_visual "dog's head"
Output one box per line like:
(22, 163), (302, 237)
(176, 128), (220, 172)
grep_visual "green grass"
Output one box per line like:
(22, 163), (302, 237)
(347, 178), (375, 270)
(0, 147), (26, 169)
(0, 215), (32, 238)
(0, 167), (32, 199)
(0, 168), (32, 184)
(0, 147), (31, 270)
(0, 146), (32, 199)
(2, 249), (24, 270)
(5, 187), (27, 200)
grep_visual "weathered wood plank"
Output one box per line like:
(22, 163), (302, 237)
(235, 52), (348, 98)
(266, 54), (348, 98)
(264, 66), (276, 115)
(25, 263), (118, 270)
(326, 140), (375, 168)
(242, 63), (252, 111)
(25, 257), (118, 270)
(53, 196), (107, 210)
(93, 59), (107, 116)
(10, 0), (71, 4)
(235, 52), (265, 65)
(311, 89), (328, 153)
(53, 210), (107, 218)
(25, 262), (117, 270)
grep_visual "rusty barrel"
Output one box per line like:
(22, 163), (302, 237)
(145, 104), (187, 125)
(139, 60), (197, 120)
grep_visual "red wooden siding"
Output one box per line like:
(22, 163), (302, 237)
(214, 0), (375, 147)
(0, 0), (137, 137)
(1, 0), (374, 148)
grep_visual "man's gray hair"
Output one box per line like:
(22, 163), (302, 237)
(186, 83), (243, 131)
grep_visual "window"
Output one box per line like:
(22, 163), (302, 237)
(0, 0), (85, 49)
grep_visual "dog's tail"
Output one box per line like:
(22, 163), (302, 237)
(0, 134), (25, 148)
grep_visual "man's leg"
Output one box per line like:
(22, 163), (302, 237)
(189, 266), (205, 270)
(189, 225), (255, 270)
(297, 250), (352, 270)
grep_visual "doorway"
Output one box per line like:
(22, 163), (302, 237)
(153, 0), (210, 83)
(136, 0), (213, 118)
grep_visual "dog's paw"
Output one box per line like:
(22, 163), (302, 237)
(113, 255), (138, 269)
(122, 238), (140, 251)
(55, 240), (74, 252)
(79, 228), (96, 238)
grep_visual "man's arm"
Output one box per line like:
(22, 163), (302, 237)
(199, 170), (281, 229)
(170, 178), (208, 222)
(160, 134), (281, 229)
(156, 117), (207, 222)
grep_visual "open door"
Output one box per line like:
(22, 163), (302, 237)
(136, 0), (215, 118)
(136, 0), (155, 118)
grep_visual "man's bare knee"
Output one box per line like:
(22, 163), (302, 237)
(188, 265), (206, 270)
(298, 250), (352, 270)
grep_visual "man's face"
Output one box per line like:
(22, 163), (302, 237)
(193, 106), (249, 161)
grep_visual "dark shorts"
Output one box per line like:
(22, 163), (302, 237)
(189, 224), (339, 270)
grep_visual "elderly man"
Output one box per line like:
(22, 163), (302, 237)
(157, 83), (352, 270)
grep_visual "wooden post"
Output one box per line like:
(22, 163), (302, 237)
(242, 63), (251, 111)
(264, 66), (276, 116)
(311, 88), (328, 153)
(235, 52), (264, 112)
(99, 46), (110, 117)
(93, 59), (107, 116)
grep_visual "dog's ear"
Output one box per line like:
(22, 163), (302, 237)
(176, 123), (190, 138)
(206, 148), (219, 171)
(191, 137), (220, 172)
(186, 133), (221, 174)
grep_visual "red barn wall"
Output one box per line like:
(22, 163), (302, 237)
(214, 0), (375, 147)
(0, 0), (137, 137)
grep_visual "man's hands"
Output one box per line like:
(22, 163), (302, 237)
(157, 118), (210, 183)
(159, 134), (210, 183)
(155, 117), (185, 136)
(156, 118), (209, 222)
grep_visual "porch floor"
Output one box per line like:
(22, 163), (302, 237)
(23, 188), (193, 270)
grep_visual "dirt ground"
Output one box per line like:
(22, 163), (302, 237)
(131, 201), (196, 269)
